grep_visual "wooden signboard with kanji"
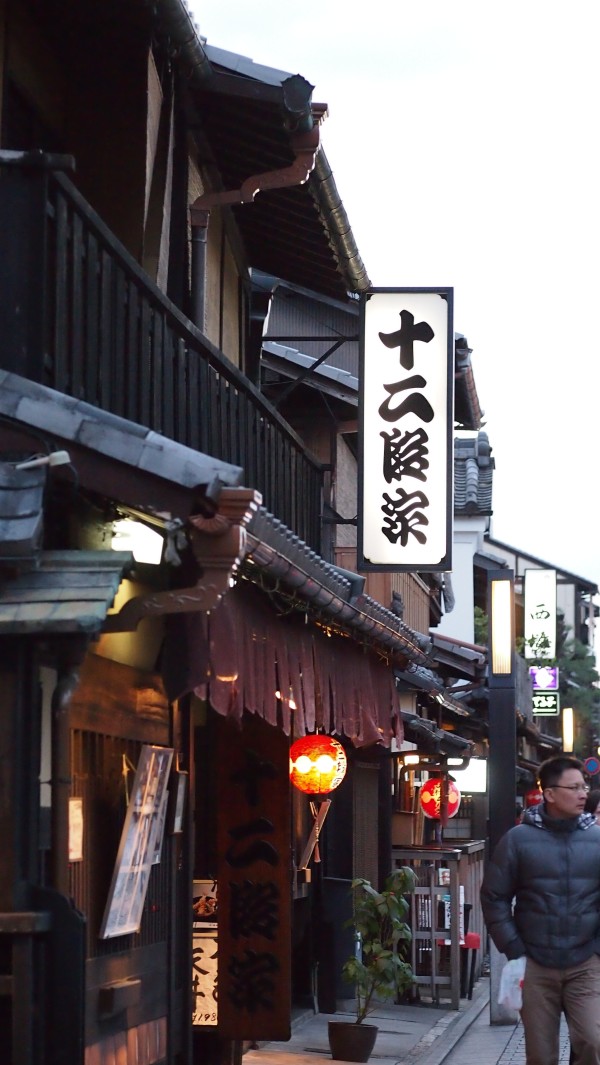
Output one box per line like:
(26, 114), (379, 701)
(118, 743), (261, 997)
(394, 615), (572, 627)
(216, 714), (291, 1040)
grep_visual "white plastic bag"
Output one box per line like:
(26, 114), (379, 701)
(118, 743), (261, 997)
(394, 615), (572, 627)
(498, 956), (526, 1010)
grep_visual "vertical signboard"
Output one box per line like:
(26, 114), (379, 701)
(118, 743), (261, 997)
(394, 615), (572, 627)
(216, 714), (291, 1040)
(359, 288), (454, 571)
(524, 568), (557, 660)
(192, 879), (218, 1027)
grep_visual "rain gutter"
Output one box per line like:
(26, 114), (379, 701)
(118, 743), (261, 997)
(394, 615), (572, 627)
(155, 0), (213, 82)
(158, 2), (371, 299)
(242, 530), (431, 668)
(312, 149), (371, 293)
(189, 121), (321, 330)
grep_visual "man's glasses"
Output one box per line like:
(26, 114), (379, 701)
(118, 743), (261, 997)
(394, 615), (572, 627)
(551, 784), (589, 793)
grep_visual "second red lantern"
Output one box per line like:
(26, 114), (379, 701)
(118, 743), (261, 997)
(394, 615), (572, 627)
(419, 776), (461, 820)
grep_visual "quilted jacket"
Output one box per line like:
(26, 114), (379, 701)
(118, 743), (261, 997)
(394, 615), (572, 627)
(480, 804), (600, 968)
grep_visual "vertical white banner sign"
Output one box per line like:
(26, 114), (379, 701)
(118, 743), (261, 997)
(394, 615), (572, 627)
(359, 288), (453, 570)
(524, 568), (557, 660)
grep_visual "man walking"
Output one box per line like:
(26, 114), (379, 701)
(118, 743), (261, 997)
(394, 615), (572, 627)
(480, 754), (600, 1065)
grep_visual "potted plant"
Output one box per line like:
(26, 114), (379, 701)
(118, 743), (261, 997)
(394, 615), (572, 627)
(328, 867), (416, 1062)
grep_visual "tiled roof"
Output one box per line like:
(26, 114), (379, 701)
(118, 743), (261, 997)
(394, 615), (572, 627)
(0, 550), (132, 634)
(454, 431), (494, 515)
(454, 333), (484, 431)
(244, 505), (433, 666)
(0, 371), (243, 512)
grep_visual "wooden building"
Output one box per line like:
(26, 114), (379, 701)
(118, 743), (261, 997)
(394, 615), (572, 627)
(0, 3), (476, 1063)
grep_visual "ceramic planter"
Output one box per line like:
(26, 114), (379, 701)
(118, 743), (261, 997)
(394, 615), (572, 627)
(327, 1020), (378, 1062)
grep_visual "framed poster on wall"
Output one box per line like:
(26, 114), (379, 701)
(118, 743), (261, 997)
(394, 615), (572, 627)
(100, 744), (174, 939)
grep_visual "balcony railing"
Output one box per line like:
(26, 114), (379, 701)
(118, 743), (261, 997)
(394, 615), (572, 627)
(0, 153), (322, 548)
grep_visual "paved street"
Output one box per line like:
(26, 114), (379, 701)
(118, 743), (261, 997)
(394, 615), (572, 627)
(441, 1006), (571, 1064)
(245, 979), (573, 1065)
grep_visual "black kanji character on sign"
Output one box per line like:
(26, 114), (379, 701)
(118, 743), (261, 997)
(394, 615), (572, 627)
(530, 603), (551, 620)
(380, 426), (429, 484)
(378, 309), (435, 369)
(526, 633), (551, 657)
(230, 748), (278, 807)
(193, 940), (218, 1002)
(230, 880), (280, 941)
(228, 949), (279, 1012)
(381, 488), (429, 545)
(378, 376), (435, 424)
(224, 817), (279, 869)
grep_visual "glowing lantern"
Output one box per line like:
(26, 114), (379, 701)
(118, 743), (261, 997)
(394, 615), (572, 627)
(289, 735), (347, 795)
(419, 777), (461, 820)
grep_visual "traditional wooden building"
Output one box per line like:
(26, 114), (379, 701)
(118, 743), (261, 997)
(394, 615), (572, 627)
(0, 3), (470, 1063)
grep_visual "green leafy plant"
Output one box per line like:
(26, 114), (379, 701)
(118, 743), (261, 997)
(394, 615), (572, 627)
(473, 605), (488, 646)
(341, 868), (416, 1024)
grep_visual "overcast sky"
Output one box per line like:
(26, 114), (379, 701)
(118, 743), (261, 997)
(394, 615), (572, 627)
(190, 0), (600, 593)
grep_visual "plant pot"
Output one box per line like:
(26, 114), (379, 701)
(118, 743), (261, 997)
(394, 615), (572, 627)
(327, 1021), (378, 1062)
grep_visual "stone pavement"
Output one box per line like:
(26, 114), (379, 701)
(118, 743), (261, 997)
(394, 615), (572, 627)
(244, 979), (571, 1065)
(441, 1002), (571, 1064)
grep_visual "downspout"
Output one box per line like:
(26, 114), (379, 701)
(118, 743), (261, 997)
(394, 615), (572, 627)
(189, 99), (320, 332)
(190, 208), (210, 332)
(51, 646), (86, 895)
(189, 124), (320, 216)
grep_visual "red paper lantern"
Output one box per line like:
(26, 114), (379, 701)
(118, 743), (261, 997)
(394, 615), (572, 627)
(525, 788), (543, 807)
(419, 777), (461, 820)
(289, 735), (347, 795)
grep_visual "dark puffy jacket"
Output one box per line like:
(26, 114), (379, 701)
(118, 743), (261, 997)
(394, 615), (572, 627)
(480, 804), (600, 968)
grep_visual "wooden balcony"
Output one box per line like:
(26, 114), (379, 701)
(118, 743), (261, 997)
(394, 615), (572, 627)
(0, 152), (322, 548)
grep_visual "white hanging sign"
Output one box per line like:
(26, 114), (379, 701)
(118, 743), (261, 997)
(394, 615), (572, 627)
(359, 288), (453, 571)
(524, 568), (557, 660)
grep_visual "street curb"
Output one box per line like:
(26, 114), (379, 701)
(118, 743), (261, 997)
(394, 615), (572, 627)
(401, 981), (489, 1065)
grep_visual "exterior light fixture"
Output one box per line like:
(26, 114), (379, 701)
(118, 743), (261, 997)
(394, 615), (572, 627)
(490, 575), (514, 679)
(112, 518), (163, 565)
(562, 707), (574, 753)
(419, 776), (461, 820)
(289, 735), (347, 796)
(448, 758), (487, 794)
(487, 567), (517, 1023)
(487, 570), (516, 859)
(403, 753), (420, 766)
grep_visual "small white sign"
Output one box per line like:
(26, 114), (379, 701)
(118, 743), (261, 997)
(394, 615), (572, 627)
(68, 797), (84, 862)
(193, 880), (218, 1026)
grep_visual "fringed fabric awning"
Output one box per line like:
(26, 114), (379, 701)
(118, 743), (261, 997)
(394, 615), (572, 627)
(163, 582), (402, 748)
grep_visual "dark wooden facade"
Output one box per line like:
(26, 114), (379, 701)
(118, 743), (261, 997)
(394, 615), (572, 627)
(0, 159), (322, 551)
(0, 4), (473, 1064)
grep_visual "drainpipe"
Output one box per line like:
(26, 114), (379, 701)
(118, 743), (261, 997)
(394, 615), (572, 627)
(189, 75), (319, 332)
(51, 644), (86, 895)
(191, 208), (209, 333)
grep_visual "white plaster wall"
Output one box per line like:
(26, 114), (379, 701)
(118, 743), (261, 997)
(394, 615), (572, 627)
(435, 517), (489, 644)
(485, 542), (579, 640)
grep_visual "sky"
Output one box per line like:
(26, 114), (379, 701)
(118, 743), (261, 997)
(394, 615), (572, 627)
(189, 0), (600, 591)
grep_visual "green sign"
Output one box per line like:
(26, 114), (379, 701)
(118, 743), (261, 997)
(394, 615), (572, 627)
(532, 692), (560, 716)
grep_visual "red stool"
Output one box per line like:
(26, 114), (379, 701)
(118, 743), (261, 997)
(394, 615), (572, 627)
(436, 931), (481, 999)
(462, 932), (481, 999)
